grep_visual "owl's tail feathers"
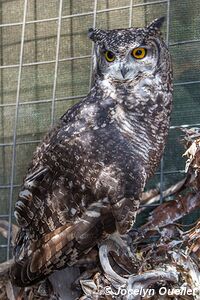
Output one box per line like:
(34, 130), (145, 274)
(11, 201), (115, 287)
(10, 223), (78, 287)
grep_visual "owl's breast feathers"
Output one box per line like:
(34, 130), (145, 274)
(11, 76), (172, 286)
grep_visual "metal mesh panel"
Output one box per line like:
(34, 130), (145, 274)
(0, 0), (200, 261)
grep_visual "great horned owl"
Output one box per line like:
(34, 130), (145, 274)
(11, 17), (173, 286)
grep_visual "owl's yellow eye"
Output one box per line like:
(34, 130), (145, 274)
(104, 50), (115, 62)
(132, 47), (146, 59)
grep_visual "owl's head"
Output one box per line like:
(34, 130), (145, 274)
(88, 17), (168, 81)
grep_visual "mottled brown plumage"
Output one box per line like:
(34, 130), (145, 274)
(11, 17), (173, 287)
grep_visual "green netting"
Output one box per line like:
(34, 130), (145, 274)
(0, 0), (200, 261)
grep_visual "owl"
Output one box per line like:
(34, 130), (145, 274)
(11, 17), (173, 287)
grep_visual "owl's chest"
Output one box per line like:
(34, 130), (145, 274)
(106, 94), (170, 171)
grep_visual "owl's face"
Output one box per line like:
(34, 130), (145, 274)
(89, 17), (167, 81)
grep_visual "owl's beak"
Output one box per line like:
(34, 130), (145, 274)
(120, 65), (129, 79)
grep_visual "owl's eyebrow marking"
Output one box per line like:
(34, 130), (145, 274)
(100, 45), (110, 53)
(137, 39), (147, 47)
(139, 45), (151, 50)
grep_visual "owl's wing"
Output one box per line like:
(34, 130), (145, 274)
(11, 169), (114, 286)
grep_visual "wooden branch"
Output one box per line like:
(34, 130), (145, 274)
(140, 177), (187, 207)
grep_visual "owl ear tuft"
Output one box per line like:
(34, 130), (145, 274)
(88, 28), (95, 39)
(88, 28), (107, 43)
(147, 16), (165, 32)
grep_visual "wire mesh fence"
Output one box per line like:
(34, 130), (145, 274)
(0, 0), (200, 261)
